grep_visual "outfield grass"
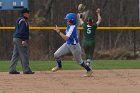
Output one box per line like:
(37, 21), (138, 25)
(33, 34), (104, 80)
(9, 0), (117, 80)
(0, 60), (140, 72)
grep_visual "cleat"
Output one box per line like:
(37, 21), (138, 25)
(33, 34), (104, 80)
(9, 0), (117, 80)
(9, 71), (20, 74)
(83, 70), (93, 77)
(23, 71), (35, 74)
(52, 66), (62, 72)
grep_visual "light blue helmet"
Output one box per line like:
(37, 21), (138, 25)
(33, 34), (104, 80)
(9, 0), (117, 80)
(64, 13), (77, 24)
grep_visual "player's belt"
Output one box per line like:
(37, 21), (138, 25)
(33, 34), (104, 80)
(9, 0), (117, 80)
(84, 38), (94, 40)
(67, 43), (77, 45)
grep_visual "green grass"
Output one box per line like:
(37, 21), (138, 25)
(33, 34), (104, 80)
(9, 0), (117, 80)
(0, 60), (140, 72)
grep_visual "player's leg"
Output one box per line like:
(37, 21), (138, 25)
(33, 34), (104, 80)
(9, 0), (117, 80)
(83, 42), (91, 66)
(69, 43), (92, 77)
(17, 39), (33, 74)
(83, 45), (90, 59)
(83, 39), (91, 59)
(52, 43), (70, 72)
(83, 40), (95, 66)
(9, 38), (20, 74)
(86, 43), (95, 66)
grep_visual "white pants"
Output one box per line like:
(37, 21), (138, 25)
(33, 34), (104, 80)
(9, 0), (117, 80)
(54, 43), (83, 64)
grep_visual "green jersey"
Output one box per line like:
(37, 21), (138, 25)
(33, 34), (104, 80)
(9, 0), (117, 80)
(82, 22), (97, 41)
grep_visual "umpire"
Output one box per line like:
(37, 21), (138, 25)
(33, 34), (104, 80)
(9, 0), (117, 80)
(9, 8), (34, 74)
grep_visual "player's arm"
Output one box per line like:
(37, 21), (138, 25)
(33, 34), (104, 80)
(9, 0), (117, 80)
(96, 8), (101, 26)
(54, 25), (69, 40)
(78, 13), (84, 25)
(18, 19), (29, 46)
(18, 19), (27, 40)
(84, 10), (89, 21)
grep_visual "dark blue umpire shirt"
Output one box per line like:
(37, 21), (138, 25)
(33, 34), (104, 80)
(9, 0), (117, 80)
(13, 16), (29, 41)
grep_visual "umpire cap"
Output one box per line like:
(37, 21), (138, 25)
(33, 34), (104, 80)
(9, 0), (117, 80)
(21, 8), (30, 14)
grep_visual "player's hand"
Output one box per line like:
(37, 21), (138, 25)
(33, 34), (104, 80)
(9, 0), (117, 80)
(77, 13), (80, 17)
(96, 8), (100, 14)
(22, 41), (28, 47)
(78, 13), (83, 19)
(54, 25), (60, 33)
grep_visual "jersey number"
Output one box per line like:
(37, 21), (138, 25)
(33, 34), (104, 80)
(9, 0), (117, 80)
(87, 28), (91, 34)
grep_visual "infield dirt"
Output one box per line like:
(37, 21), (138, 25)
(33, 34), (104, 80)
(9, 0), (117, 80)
(0, 69), (140, 93)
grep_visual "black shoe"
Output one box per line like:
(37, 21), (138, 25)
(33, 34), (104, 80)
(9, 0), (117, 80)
(9, 71), (20, 74)
(23, 71), (35, 74)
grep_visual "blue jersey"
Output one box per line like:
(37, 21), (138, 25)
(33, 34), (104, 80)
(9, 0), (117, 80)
(65, 25), (79, 45)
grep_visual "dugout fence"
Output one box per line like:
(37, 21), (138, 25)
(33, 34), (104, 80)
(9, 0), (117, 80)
(0, 27), (139, 59)
(1, 27), (140, 30)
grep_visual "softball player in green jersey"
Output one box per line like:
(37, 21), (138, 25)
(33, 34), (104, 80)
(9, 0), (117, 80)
(79, 8), (101, 66)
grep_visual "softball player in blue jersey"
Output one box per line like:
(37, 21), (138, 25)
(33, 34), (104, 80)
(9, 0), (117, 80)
(52, 13), (92, 77)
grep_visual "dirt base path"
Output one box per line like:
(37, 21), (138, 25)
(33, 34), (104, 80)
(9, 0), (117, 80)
(0, 69), (140, 93)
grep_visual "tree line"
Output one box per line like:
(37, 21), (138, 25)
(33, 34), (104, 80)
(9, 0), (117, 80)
(0, 0), (140, 60)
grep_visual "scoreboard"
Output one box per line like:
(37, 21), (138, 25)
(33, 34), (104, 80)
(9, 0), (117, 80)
(0, 0), (28, 10)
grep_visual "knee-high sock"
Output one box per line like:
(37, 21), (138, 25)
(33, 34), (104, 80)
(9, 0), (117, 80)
(56, 59), (62, 68)
(80, 62), (91, 71)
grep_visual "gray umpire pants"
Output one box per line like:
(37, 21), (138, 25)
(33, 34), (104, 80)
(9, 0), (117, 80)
(9, 38), (31, 73)
(54, 43), (83, 64)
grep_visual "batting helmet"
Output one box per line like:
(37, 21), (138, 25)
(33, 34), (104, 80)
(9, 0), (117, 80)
(64, 13), (77, 24)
